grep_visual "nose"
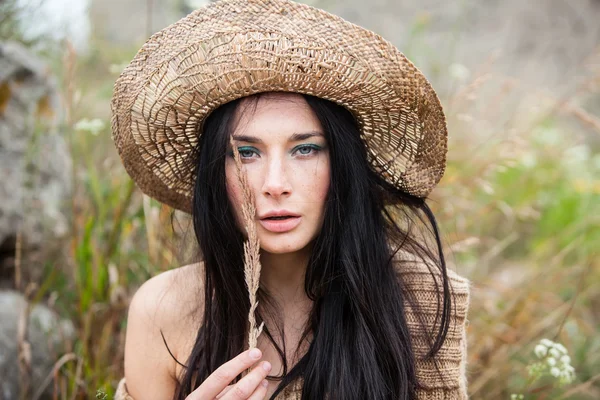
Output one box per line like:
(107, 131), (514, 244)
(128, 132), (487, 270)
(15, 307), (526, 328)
(261, 156), (292, 199)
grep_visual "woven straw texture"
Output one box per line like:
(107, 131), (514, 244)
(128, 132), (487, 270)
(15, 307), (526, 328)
(115, 254), (470, 399)
(111, 0), (448, 213)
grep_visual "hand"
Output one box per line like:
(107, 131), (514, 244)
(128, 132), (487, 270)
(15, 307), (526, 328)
(185, 348), (272, 400)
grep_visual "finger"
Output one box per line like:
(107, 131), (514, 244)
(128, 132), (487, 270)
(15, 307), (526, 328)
(186, 348), (263, 400)
(222, 361), (272, 400)
(215, 385), (233, 399)
(247, 379), (269, 400)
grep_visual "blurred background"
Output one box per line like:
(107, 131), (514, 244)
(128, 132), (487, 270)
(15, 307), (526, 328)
(0, 0), (598, 398)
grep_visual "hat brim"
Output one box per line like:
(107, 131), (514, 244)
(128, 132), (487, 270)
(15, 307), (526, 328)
(111, 0), (447, 214)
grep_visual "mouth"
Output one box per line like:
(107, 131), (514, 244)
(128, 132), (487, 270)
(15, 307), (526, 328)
(258, 215), (301, 233)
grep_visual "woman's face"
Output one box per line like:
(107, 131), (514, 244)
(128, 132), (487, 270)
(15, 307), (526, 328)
(225, 93), (330, 255)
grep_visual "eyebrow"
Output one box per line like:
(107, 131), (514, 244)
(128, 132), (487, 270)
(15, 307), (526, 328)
(231, 131), (324, 143)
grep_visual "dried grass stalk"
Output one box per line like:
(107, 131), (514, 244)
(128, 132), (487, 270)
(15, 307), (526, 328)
(229, 136), (265, 350)
(18, 283), (36, 400)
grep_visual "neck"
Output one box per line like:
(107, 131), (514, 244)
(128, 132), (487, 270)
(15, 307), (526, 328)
(259, 246), (312, 308)
(258, 245), (314, 361)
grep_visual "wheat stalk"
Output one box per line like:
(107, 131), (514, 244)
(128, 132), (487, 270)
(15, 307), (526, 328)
(229, 136), (265, 350)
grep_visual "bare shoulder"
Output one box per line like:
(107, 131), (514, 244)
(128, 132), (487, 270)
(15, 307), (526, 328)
(124, 262), (204, 400)
(129, 262), (204, 324)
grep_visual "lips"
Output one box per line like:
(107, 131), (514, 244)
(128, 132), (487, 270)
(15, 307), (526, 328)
(258, 211), (301, 233)
(259, 210), (301, 219)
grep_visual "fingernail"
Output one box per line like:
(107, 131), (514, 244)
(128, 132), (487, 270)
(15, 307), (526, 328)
(249, 348), (261, 359)
(261, 379), (268, 388)
(262, 361), (271, 372)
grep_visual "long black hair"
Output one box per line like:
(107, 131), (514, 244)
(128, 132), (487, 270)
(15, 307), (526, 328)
(173, 93), (452, 400)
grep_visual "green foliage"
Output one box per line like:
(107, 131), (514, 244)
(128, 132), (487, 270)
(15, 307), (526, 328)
(11, 6), (599, 400)
(437, 96), (599, 399)
(0, 0), (24, 42)
(0, 0), (47, 47)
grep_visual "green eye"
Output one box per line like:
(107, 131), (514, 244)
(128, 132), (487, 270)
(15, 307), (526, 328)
(240, 149), (255, 157)
(293, 144), (322, 156)
(229, 146), (259, 159)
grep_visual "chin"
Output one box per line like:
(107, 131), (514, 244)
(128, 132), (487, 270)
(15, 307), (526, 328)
(257, 232), (313, 255)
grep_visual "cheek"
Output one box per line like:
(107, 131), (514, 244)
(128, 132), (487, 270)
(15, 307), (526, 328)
(302, 158), (330, 206)
(315, 169), (330, 203)
(226, 163), (260, 208)
(225, 166), (245, 221)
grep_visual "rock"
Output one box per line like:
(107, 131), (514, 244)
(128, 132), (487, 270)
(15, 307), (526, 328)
(0, 41), (71, 286)
(0, 290), (75, 400)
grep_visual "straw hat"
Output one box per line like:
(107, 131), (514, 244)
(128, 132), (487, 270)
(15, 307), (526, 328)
(111, 0), (448, 214)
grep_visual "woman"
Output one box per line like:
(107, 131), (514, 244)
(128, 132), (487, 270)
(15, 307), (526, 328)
(111, 0), (470, 399)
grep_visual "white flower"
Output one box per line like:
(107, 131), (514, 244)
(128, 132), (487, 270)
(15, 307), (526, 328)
(549, 347), (561, 358)
(540, 338), (554, 347)
(529, 339), (576, 387)
(74, 118), (105, 136)
(534, 344), (548, 358)
(566, 365), (575, 372)
(559, 369), (575, 385)
(560, 354), (571, 365)
(554, 343), (568, 355)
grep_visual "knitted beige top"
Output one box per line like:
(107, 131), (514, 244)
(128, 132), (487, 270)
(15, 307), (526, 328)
(115, 254), (471, 399)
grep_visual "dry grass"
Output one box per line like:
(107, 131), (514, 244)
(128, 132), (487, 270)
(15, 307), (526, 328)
(3, 4), (599, 400)
(229, 135), (265, 351)
(429, 51), (600, 399)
